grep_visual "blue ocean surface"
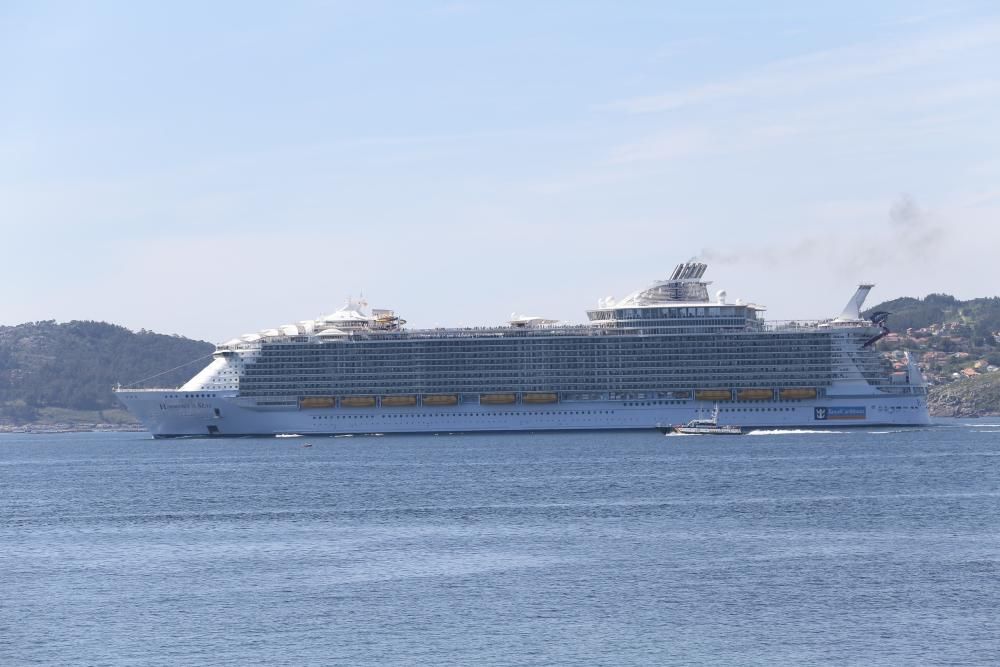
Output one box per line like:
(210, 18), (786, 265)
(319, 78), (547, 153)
(2, 422), (1000, 666)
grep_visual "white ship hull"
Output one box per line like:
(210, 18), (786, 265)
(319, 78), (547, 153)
(115, 263), (933, 438)
(117, 391), (931, 438)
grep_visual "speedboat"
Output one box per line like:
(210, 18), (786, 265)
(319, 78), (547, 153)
(657, 405), (744, 435)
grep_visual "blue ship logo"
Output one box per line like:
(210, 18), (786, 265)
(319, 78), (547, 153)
(816, 406), (866, 420)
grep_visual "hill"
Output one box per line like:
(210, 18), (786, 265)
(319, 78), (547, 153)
(865, 294), (1000, 416)
(0, 321), (214, 425)
(865, 293), (1000, 345)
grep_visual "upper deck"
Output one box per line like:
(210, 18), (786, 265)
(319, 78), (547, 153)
(214, 260), (879, 352)
(114, 261), (919, 400)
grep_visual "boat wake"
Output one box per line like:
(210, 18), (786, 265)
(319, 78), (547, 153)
(745, 429), (839, 436)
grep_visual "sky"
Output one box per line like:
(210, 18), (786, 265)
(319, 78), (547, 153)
(2, 1), (1000, 342)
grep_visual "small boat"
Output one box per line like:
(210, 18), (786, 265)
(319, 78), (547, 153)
(522, 392), (558, 404)
(299, 397), (335, 409)
(657, 405), (743, 435)
(341, 396), (376, 408)
(422, 394), (459, 406)
(480, 393), (516, 405)
(381, 395), (417, 407)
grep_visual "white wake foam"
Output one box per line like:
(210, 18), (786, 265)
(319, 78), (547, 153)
(745, 429), (839, 435)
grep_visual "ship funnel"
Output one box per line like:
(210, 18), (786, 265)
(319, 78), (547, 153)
(837, 284), (874, 321)
(670, 261), (707, 281)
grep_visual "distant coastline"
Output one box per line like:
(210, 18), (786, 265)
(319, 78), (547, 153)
(0, 423), (145, 435)
(0, 406), (143, 434)
(4, 289), (1000, 430)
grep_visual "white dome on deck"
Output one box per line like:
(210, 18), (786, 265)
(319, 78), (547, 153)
(321, 297), (371, 324)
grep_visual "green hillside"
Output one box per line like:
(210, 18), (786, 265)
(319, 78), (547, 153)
(865, 294), (1000, 416)
(0, 321), (214, 424)
(865, 294), (1000, 346)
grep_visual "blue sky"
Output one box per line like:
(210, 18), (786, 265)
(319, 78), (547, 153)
(2, 1), (999, 341)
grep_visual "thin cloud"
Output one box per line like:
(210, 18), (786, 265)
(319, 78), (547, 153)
(608, 123), (803, 165)
(614, 21), (1000, 114)
(891, 7), (966, 27)
(609, 128), (715, 164)
(433, 2), (481, 15)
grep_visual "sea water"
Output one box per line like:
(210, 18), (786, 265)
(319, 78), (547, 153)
(2, 423), (999, 665)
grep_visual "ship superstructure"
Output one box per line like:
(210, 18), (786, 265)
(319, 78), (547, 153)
(116, 262), (930, 437)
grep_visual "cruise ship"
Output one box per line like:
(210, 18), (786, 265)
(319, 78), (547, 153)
(115, 262), (930, 437)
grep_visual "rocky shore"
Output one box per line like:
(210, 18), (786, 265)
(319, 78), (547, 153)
(928, 374), (1000, 417)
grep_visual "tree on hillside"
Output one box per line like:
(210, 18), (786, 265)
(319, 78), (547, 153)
(0, 321), (214, 421)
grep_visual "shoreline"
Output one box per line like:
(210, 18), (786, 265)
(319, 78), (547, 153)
(0, 424), (146, 434)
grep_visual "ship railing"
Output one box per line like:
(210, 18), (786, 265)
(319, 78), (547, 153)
(310, 324), (757, 341)
(113, 387), (180, 392)
(761, 320), (874, 332)
(218, 320), (877, 345)
(758, 320), (824, 332)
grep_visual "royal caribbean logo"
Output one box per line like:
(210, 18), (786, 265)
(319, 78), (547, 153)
(815, 406), (866, 420)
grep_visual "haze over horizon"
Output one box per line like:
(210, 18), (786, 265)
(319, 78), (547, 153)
(3, 1), (999, 343)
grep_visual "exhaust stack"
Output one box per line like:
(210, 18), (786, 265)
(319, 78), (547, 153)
(836, 284), (874, 321)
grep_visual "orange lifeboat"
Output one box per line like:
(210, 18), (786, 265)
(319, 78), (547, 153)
(422, 394), (459, 406)
(381, 395), (417, 407)
(695, 389), (732, 401)
(340, 396), (376, 408)
(779, 388), (817, 400)
(299, 396), (335, 409)
(522, 392), (558, 404)
(737, 389), (774, 401)
(480, 393), (516, 405)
